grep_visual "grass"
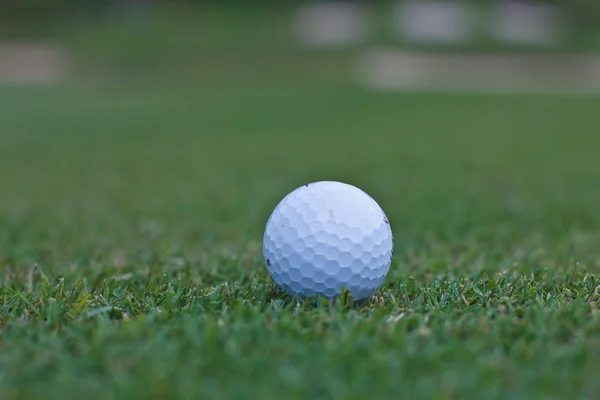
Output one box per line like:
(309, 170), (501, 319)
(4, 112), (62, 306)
(0, 81), (599, 399)
(1, 7), (600, 396)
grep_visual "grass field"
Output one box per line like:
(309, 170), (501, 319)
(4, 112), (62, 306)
(1, 7), (600, 398)
(1, 81), (599, 399)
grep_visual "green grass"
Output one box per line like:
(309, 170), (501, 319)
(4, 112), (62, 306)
(1, 81), (600, 399)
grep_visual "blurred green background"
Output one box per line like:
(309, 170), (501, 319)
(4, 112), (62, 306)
(1, 2), (600, 399)
(1, 0), (599, 284)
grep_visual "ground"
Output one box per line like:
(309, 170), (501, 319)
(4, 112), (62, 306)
(1, 5), (600, 400)
(1, 83), (599, 399)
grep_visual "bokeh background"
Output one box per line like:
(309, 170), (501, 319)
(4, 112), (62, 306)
(1, 0), (600, 262)
(1, 2), (600, 398)
(1, 0), (600, 268)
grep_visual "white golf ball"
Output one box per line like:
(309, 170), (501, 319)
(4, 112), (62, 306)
(263, 181), (394, 300)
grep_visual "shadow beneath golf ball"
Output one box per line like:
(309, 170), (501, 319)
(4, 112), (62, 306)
(267, 285), (373, 310)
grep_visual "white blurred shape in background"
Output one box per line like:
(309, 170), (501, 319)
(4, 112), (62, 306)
(356, 49), (600, 93)
(489, 0), (564, 46)
(292, 2), (369, 48)
(392, 0), (473, 44)
(0, 43), (69, 85)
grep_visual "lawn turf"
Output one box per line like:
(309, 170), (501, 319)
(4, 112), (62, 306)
(0, 83), (600, 399)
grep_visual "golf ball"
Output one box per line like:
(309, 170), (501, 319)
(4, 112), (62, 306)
(263, 181), (393, 300)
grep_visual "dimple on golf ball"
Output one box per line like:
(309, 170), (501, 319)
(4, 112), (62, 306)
(263, 181), (394, 300)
